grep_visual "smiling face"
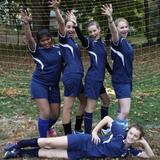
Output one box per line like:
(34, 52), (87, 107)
(126, 127), (141, 144)
(65, 21), (76, 37)
(116, 19), (129, 38)
(39, 35), (52, 49)
(87, 24), (101, 40)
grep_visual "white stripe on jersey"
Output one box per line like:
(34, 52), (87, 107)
(59, 43), (74, 57)
(111, 47), (125, 66)
(102, 134), (113, 144)
(32, 56), (44, 71)
(88, 51), (98, 64)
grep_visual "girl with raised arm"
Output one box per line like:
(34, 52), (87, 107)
(101, 4), (134, 130)
(48, 0), (86, 135)
(20, 9), (62, 137)
(67, 11), (111, 134)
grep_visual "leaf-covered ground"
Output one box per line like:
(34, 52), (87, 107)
(0, 116), (160, 160)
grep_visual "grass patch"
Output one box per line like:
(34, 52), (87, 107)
(0, 45), (160, 159)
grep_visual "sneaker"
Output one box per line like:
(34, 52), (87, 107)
(3, 149), (20, 159)
(4, 143), (19, 152)
(48, 128), (57, 137)
(101, 128), (111, 135)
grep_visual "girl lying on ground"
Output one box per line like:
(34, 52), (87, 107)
(3, 116), (154, 159)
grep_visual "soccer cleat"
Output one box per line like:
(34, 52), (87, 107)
(48, 128), (57, 137)
(3, 149), (20, 159)
(4, 143), (19, 152)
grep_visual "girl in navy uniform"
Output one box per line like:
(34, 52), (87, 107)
(21, 10), (62, 137)
(101, 4), (134, 130)
(49, 0), (86, 135)
(67, 12), (111, 134)
(4, 116), (154, 159)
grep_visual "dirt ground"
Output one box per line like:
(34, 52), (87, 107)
(0, 116), (160, 160)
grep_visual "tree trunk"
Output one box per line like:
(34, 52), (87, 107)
(156, 0), (160, 45)
(31, 0), (50, 36)
(144, 0), (153, 46)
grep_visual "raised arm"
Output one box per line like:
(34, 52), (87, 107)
(48, 0), (65, 35)
(137, 137), (154, 158)
(66, 11), (88, 48)
(101, 4), (119, 43)
(21, 10), (36, 51)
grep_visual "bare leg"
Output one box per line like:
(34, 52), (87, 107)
(62, 96), (75, 124)
(100, 92), (110, 109)
(39, 148), (68, 159)
(50, 103), (60, 121)
(76, 93), (86, 116)
(38, 136), (68, 149)
(118, 98), (131, 120)
(35, 98), (50, 119)
(85, 98), (96, 113)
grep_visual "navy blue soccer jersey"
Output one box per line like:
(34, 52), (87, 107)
(85, 38), (107, 81)
(59, 33), (84, 76)
(67, 120), (142, 159)
(29, 44), (62, 86)
(75, 26), (107, 81)
(111, 37), (134, 84)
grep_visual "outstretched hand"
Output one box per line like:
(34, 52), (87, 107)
(101, 3), (113, 17)
(20, 9), (29, 25)
(66, 11), (77, 26)
(48, 0), (61, 10)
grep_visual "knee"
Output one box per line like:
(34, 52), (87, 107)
(101, 96), (110, 106)
(40, 111), (50, 119)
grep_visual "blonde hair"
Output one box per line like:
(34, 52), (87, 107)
(114, 18), (129, 27)
(86, 20), (100, 30)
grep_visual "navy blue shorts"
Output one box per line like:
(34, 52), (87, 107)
(84, 79), (103, 100)
(112, 83), (132, 99)
(63, 75), (83, 97)
(67, 134), (109, 159)
(67, 134), (91, 160)
(30, 80), (60, 103)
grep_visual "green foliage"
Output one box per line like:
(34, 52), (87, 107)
(0, 0), (22, 29)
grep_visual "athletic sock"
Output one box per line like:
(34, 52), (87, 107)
(20, 148), (39, 157)
(38, 118), (49, 137)
(48, 118), (57, 129)
(17, 138), (39, 148)
(115, 117), (128, 130)
(75, 114), (84, 131)
(63, 121), (72, 135)
(101, 106), (109, 129)
(101, 106), (109, 119)
(84, 112), (93, 134)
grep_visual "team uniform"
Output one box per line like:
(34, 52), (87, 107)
(29, 44), (62, 103)
(75, 26), (107, 100)
(59, 33), (84, 97)
(67, 120), (142, 160)
(111, 37), (134, 99)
